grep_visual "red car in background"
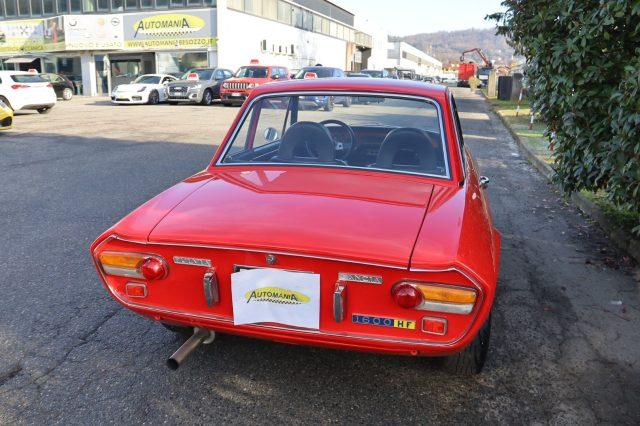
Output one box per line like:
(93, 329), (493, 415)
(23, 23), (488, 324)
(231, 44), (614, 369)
(221, 61), (289, 106)
(91, 78), (500, 375)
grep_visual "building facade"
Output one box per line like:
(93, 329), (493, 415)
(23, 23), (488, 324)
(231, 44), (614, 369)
(386, 41), (442, 78)
(0, 0), (372, 95)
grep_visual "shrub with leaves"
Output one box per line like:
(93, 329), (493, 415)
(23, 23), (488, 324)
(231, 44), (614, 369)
(489, 1), (640, 234)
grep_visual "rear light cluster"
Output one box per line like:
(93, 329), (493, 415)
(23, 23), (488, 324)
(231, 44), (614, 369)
(391, 282), (477, 315)
(98, 251), (168, 280)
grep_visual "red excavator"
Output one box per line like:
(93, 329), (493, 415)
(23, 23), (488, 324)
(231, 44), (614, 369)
(457, 48), (493, 87)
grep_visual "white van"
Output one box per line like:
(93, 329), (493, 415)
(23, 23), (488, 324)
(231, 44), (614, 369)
(0, 71), (57, 114)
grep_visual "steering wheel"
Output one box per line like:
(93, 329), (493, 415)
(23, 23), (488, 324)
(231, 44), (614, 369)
(306, 119), (355, 160)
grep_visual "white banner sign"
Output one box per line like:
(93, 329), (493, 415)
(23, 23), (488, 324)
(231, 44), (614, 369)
(64, 15), (124, 50)
(231, 268), (320, 330)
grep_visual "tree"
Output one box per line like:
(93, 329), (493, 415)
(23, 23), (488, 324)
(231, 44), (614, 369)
(489, 1), (640, 233)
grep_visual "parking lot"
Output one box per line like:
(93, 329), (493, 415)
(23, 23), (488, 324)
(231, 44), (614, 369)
(1, 90), (639, 423)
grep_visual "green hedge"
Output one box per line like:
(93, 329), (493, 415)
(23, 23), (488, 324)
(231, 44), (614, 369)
(489, 1), (640, 234)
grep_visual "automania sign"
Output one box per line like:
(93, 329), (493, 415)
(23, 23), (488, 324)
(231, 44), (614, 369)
(133, 14), (205, 37)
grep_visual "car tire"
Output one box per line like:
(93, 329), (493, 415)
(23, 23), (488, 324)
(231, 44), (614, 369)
(37, 107), (52, 114)
(440, 313), (491, 376)
(201, 89), (213, 106)
(148, 90), (160, 105)
(62, 88), (73, 101)
(0, 96), (14, 112)
(323, 97), (334, 112)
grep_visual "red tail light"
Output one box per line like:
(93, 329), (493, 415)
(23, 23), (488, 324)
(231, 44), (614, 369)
(140, 257), (168, 280)
(11, 84), (29, 89)
(391, 283), (423, 309)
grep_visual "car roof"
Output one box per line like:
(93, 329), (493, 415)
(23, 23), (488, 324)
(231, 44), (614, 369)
(250, 77), (448, 99)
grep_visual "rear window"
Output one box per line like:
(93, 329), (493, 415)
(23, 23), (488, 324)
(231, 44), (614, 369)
(220, 93), (449, 178)
(295, 68), (336, 79)
(181, 69), (213, 80)
(11, 74), (47, 83)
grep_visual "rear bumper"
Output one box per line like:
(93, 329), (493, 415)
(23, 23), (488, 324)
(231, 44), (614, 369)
(127, 299), (473, 357)
(20, 102), (55, 111)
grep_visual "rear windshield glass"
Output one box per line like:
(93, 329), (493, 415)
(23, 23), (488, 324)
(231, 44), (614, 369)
(294, 68), (335, 78)
(235, 67), (268, 78)
(220, 94), (448, 178)
(362, 70), (384, 78)
(181, 69), (213, 80)
(11, 74), (47, 83)
(133, 75), (161, 84)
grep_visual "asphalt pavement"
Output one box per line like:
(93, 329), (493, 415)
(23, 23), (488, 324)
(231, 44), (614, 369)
(0, 90), (638, 424)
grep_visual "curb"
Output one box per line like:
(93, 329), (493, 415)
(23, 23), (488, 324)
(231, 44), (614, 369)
(483, 95), (640, 264)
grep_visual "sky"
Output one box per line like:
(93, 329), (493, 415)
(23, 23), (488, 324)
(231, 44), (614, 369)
(334, 0), (505, 36)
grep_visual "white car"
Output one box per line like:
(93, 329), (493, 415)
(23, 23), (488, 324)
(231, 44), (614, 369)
(111, 74), (178, 105)
(0, 71), (57, 114)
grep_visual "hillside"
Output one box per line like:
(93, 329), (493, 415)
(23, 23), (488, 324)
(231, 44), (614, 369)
(397, 28), (514, 67)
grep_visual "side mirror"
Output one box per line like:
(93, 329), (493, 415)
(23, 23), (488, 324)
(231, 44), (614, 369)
(272, 75), (280, 80)
(264, 127), (279, 142)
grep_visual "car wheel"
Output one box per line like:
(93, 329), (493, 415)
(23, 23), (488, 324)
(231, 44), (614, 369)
(0, 96), (14, 112)
(62, 88), (73, 101)
(323, 97), (334, 112)
(201, 89), (213, 106)
(148, 90), (160, 105)
(440, 313), (491, 376)
(37, 107), (52, 114)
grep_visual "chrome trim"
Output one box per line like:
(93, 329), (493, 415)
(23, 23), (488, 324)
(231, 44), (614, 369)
(419, 300), (474, 315)
(421, 316), (447, 336)
(333, 281), (347, 322)
(449, 90), (466, 181)
(338, 272), (382, 285)
(102, 265), (144, 279)
(113, 235), (407, 270)
(214, 90), (451, 180)
(203, 268), (219, 306)
(173, 256), (212, 267)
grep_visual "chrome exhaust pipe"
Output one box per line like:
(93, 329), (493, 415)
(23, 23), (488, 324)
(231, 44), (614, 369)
(167, 327), (215, 370)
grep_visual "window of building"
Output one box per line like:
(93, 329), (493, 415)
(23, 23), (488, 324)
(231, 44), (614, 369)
(97, 0), (108, 9)
(313, 15), (322, 33)
(43, 0), (54, 13)
(110, 0), (122, 9)
(124, 0), (136, 8)
(17, 0), (29, 15)
(170, 0), (184, 6)
(321, 17), (329, 35)
(203, 0), (214, 5)
(157, 52), (208, 77)
(83, 0), (96, 11)
(244, 0), (261, 15)
(31, 0), (43, 15)
(276, 0), (290, 24)
(262, 0), (276, 20)
(329, 21), (337, 37)
(70, 0), (81, 12)
(291, 5), (302, 28)
(5, 0), (17, 16)
(155, 0), (167, 7)
(336, 24), (344, 40)
(302, 10), (313, 31)
(187, 0), (201, 5)
(227, 0), (242, 10)
(56, 0), (67, 12)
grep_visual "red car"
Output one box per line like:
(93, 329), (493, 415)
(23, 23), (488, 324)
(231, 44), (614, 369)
(91, 78), (501, 375)
(220, 62), (289, 106)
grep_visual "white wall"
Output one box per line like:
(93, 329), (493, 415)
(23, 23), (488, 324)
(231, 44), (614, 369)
(216, 2), (348, 72)
(353, 15), (388, 70)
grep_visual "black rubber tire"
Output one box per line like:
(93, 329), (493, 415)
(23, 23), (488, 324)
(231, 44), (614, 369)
(201, 89), (213, 106)
(37, 107), (52, 114)
(0, 96), (14, 111)
(440, 313), (492, 376)
(148, 90), (159, 105)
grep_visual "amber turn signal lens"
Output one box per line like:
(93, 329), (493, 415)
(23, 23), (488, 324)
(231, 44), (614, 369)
(99, 252), (144, 269)
(419, 285), (476, 304)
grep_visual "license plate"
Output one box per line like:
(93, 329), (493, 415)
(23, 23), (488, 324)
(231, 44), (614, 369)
(231, 93), (241, 97)
(231, 268), (320, 329)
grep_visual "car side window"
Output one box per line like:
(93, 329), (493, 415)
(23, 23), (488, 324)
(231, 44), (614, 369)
(214, 70), (223, 80)
(450, 93), (466, 171)
(270, 68), (278, 78)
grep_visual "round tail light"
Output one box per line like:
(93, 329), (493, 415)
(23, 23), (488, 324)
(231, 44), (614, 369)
(392, 283), (423, 309)
(140, 257), (167, 280)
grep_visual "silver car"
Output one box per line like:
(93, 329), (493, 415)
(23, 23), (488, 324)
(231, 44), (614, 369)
(166, 68), (233, 105)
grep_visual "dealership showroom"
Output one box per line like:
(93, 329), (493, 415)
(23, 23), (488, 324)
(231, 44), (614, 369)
(0, 0), (442, 96)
